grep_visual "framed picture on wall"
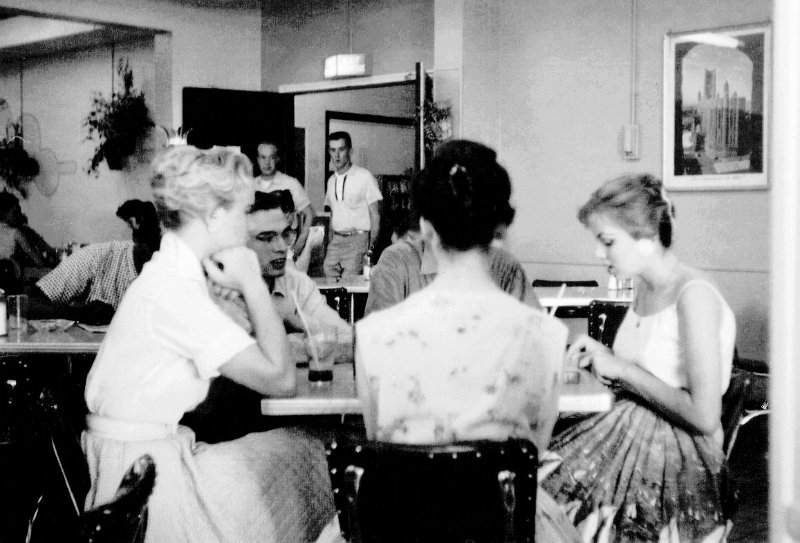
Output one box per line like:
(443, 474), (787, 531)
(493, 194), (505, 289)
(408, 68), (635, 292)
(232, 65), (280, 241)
(663, 23), (770, 191)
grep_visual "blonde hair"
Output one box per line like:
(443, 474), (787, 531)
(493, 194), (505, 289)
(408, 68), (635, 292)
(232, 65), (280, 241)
(150, 146), (253, 230)
(578, 173), (675, 248)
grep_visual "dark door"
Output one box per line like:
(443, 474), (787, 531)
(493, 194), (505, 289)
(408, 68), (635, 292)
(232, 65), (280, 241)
(415, 61), (433, 171)
(182, 87), (295, 177)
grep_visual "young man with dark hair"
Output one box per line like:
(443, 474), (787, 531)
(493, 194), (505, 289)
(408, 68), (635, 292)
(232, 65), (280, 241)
(323, 131), (382, 278)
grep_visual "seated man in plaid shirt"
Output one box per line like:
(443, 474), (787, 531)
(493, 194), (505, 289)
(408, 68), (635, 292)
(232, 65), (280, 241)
(31, 201), (161, 324)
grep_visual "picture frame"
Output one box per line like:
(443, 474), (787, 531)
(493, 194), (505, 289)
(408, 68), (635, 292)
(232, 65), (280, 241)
(663, 23), (770, 191)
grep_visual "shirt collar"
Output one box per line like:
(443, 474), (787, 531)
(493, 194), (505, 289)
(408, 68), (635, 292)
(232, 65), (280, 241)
(419, 238), (438, 276)
(335, 165), (353, 180)
(271, 273), (289, 297)
(155, 231), (206, 283)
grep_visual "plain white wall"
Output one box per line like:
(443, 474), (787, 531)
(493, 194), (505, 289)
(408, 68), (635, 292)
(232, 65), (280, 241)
(0, 0), (262, 128)
(0, 0), (262, 243)
(0, 39), (156, 245)
(445, 0), (771, 359)
(261, 0), (434, 88)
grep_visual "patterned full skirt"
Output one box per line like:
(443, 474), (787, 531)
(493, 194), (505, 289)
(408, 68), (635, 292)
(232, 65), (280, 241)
(541, 398), (734, 543)
(83, 425), (336, 543)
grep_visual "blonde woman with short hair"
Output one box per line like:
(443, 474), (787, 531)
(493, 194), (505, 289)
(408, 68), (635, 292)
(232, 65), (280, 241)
(82, 146), (334, 542)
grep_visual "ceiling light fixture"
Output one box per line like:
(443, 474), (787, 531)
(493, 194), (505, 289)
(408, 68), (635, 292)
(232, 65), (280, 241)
(324, 0), (370, 79)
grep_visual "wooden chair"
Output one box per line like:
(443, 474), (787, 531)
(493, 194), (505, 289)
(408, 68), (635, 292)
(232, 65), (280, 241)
(323, 287), (351, 322)
(532, 279), (599, 318)
(79, 454), (156, 543)
(531, 279), (599, 288)
(587, 300), (631, 348)
(325, 438), (537, 543)
(1, 367), (90, 542)
(731, 353), (770, 444)
(721, 369), (752, 460)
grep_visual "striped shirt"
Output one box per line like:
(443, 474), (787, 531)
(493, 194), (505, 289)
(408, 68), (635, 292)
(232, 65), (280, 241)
(37, 240), (137, 309)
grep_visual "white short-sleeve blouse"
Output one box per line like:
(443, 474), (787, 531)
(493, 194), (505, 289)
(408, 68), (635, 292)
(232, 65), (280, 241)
(84, 232), (256, 425)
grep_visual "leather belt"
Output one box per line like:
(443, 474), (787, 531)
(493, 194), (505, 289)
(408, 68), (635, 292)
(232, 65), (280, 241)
(334, 229), (369, 237)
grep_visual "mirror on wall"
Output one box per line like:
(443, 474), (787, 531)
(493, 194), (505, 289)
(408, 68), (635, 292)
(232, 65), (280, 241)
(0, 8), (164, 246)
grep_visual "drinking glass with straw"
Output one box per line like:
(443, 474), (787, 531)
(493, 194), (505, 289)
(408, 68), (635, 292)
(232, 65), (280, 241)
(548, 283), (568, 317)
(290, 290), (336, 385)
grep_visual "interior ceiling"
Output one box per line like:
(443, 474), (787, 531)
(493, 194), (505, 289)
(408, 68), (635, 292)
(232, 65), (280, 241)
(0, 8), (158, 63)
(0, 1), (261, 62)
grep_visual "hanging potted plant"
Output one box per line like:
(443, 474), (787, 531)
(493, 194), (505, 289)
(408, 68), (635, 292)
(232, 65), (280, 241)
(0, 98), (39, 197)
(421, 100), (453, 154)
(84, 58), (153, 175)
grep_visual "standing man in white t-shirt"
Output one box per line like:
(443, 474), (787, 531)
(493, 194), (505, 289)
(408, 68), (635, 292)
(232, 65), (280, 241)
(255, 141), (314, 262)
(323, 131), (383, 278)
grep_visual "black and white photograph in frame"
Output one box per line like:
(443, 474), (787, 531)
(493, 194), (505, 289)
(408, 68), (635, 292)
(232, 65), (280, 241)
(663, 23), (770, 190)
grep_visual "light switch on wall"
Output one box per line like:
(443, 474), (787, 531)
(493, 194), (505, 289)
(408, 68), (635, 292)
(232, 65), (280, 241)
(622, 124), (640, 160)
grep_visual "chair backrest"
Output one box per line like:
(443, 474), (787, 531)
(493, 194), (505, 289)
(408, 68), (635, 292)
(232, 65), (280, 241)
(323, 287), (351, 321)
(587, 300), (631, 348)
(531, 279), (599, 288)
(326, 439), (538, 543)
(531, 280), (601, 318)
(721, 370), (751, 460)
(80, 454), (156, 543)
(4, 374), (91, 541)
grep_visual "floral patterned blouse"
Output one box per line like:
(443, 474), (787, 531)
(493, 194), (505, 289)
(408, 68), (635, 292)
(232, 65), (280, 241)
(355, 288), (567, 453)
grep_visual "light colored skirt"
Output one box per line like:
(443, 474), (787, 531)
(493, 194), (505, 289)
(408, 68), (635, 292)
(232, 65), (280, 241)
(82, 422), (336, 543)
(542, 398), (734, 543)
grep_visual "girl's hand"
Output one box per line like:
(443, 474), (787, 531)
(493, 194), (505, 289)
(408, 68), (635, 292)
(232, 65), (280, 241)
(585, 350), (629, 386)
(207, 278), (240, 301)
(565, 334), (610, 367)
(203, 247), (262, 292)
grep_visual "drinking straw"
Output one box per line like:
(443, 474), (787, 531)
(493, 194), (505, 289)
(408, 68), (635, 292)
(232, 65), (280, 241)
(288, 290), (319, 362)
(548, 283), (568, 317)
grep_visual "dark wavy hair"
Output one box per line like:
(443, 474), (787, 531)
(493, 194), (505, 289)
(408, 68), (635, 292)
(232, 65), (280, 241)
(250, 189), (296, 215)
(412, 140), (515, 251)
(577, 173), (676, 248)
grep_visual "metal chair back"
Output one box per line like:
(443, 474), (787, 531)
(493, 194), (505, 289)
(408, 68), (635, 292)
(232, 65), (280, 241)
(326, 438), (537, 543)
(80, 454), (156, 543)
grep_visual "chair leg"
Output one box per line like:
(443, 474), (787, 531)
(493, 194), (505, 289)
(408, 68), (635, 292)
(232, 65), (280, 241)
(740, 410), (770, 428)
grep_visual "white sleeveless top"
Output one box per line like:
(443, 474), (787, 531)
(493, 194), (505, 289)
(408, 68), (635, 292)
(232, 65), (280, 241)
(613, 280), (736, 393)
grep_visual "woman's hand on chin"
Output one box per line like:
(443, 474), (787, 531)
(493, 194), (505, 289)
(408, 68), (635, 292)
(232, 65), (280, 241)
(203, 247), (262, 292)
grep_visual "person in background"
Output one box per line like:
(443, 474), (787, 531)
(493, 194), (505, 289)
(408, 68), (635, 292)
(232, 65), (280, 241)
(82, 145), (334, 542)
(31, 200), (161, 324)
(323, 131), (382, 278)
(247, 190), (351, 338)
(345, 140), (580, 543)
(0, 191), (47, 285)
(116, 198), (161, 250)
(255, 141), (314, 267)
(364, 171), (540, 315)
(186, 189), (352, 443)
(541, 174), (736, 542)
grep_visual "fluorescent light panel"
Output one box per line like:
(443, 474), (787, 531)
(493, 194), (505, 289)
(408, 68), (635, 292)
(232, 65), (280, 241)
(324, 54), (368, 79)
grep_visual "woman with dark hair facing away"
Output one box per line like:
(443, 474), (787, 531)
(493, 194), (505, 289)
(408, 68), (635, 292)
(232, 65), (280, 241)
(541, 174), (736, 542)
(354, 140), (581, 542)
(82, 146), (335, 542)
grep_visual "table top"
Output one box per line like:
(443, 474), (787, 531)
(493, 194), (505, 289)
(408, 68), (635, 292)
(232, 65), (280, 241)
(260, 366), (612, 416)
(312, 276), (370, 294)
(534, 286), (634, 308)
(0, 324), (104, 354)
(310, 282), (634, 304)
